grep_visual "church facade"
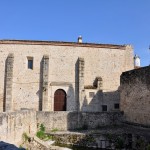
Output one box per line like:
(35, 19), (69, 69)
(0, 39), (134, 112)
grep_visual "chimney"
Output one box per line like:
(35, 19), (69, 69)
(134, 54), (141, 68)
(78, 36), (82, 43)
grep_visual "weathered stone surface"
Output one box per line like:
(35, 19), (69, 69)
(0, 110), (37, 146)
(120, 66), (150, 126)
(1, 109), (150, 149)
(5, 53), (14, 112)
(78, 57), (85, 111)
(42, 55), (49, 111)
(0, 41), (133, 112)
(36, 111), (123, 131)
(50, 126), (150, 149)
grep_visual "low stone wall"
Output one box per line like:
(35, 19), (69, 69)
(0, 110), (123, 147)
(36, 111), (123, 131)
(0, 110), (37, 146)
(51, 129), (150, 149)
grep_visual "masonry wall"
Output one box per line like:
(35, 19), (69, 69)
(36, 111), (123, 131)
(0, 41), (134, 112)
(0, 110), (123, 147)
(120, 66), (150, 126)
(0, 110), (37, 146)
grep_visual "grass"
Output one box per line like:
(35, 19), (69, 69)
(22, 132), (30, 143)
(51, 128), (59, 132)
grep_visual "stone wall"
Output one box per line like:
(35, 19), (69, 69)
(0, 40), (134, 112)
(0, 110), (37, 146)
(51, 128), (150, 149)
(36, 111), (123, 131)
(120, 66), (150, 126)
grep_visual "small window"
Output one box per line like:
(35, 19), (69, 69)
(102, 105), (107, 112)
(114, 103), (119, 109)
(27, 57), (33, 69)
(89, 92), (95, 98)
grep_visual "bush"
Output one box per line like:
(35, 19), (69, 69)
(36, 130), (46, 139)
(39, 123), (45, 132)
(36, 123), (50, 140)
(36, 123), (54, 141)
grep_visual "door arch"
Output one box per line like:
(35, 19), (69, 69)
(54, 89), (66, 111)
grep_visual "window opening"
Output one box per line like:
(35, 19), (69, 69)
(102, 105), (107, 112)
(27, 57), (33, 69)
(114, 103), (119, 109)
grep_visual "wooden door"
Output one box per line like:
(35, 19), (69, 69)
(54, 89), (66, 111)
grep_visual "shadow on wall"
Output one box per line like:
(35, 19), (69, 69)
(65, 111), (124, 149)
(81, 90), (103, 112)
(3, 57), (7, 112)
(38, 58), (43, 111)
(67, 85), (75, 111)
(66, 111), (123, 131)
(66, 89), (121, 130)
(75, 59), (79, 111)
(81, 90), (120, 112)
(0, 141), (25, 150)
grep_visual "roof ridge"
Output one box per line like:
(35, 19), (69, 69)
(0, 39), (127, 49)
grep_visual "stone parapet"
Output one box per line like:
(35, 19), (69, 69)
(36, 111), (123, 131)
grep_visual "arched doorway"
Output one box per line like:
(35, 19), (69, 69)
(54, 89), (66, 111)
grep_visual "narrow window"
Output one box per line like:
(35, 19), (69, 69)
(102, 105), (107, 112)
(114, 103), (119, 109)
(27, 57), (33, 69)
(89, 92), (95, 98)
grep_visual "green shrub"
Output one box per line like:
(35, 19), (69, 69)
(39, 123), (45, 132)
(36, 130), (46, 139)
(36, 123), (48, 140)
(36, 123), (54, 141)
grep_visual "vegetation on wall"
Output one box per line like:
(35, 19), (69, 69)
(36, 123), (52, 140)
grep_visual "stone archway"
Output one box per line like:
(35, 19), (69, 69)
(54, 89), (66, 111)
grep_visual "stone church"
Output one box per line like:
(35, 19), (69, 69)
(0, 37), (134, 112)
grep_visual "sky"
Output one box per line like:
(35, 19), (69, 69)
(0, 0), (150, 66)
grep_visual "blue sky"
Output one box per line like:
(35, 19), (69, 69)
(0, 0), (150, 66)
